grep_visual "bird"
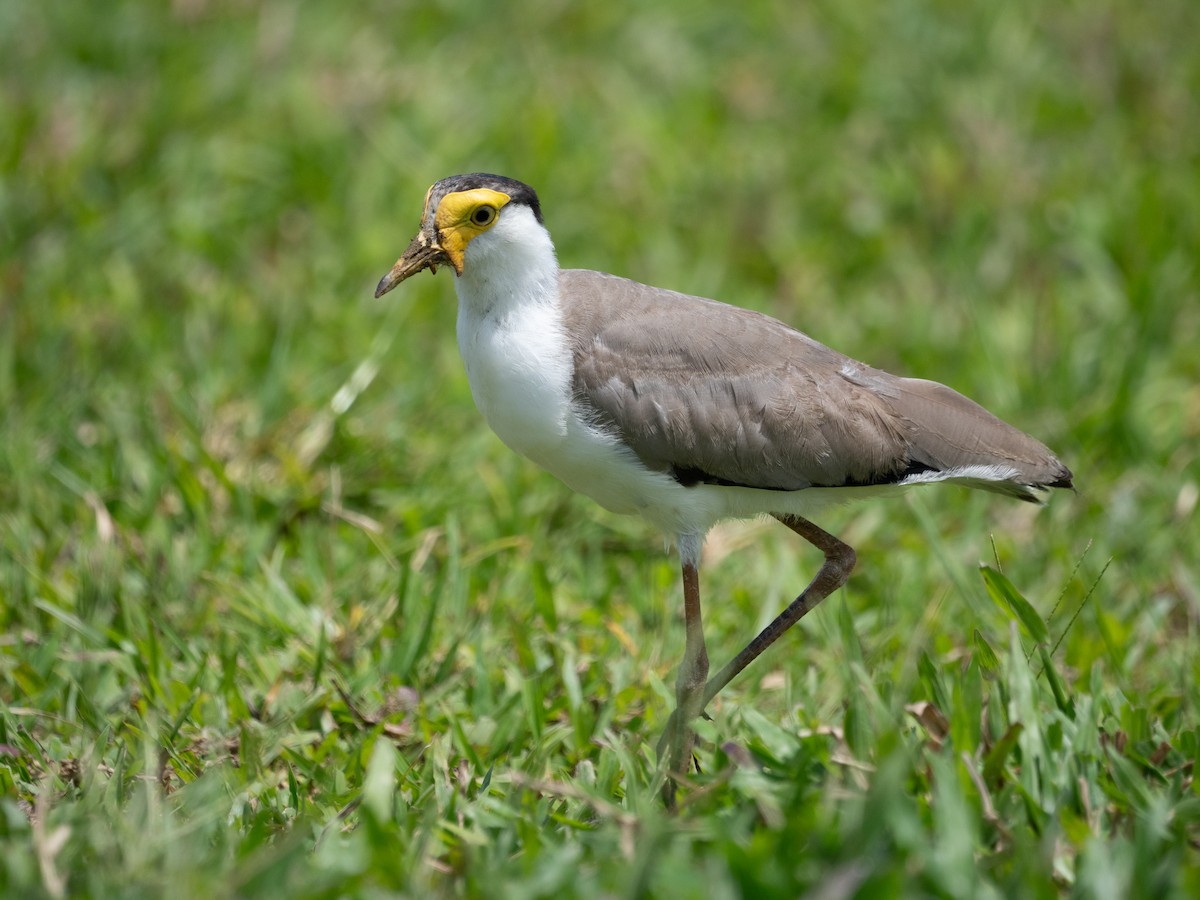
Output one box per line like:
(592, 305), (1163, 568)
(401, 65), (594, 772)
(375, 173), (1073, 795)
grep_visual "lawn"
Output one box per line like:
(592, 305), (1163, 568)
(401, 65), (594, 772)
(2, 0), (1199, 896)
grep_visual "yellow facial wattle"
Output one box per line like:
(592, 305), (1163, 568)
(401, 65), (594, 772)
(433, 188), (511, 273)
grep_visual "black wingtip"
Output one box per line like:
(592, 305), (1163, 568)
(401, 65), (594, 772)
(1048, 463), (1075, 492)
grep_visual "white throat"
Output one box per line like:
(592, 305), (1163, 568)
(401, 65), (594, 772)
(452, 206), (574, 461)
(454, 206), (559, 323)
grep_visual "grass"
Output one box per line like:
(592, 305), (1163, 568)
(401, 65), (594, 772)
(2, 0), (1199, 895)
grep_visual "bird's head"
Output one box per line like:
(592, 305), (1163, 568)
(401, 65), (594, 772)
(375, 173), (544, 298)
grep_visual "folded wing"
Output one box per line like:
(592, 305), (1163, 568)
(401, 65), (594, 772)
(561, 269), (1072, 501)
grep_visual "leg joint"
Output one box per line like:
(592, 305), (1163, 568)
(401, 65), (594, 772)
(829, 542), (857, 583)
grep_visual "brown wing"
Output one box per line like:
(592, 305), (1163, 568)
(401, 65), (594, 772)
(560, 269), (1072, 497)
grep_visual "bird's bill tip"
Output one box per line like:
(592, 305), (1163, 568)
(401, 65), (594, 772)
(374, 237), (449, 298)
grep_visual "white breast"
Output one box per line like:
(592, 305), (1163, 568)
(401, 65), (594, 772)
(455, 297), (573, 459)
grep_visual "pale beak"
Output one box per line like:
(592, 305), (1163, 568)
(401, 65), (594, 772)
(374, 232), (450, 298)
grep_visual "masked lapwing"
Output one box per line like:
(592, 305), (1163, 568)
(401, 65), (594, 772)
(375, 173), (1073, 793)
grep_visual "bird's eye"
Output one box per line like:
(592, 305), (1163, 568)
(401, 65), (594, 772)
(471, 206), (496, 226)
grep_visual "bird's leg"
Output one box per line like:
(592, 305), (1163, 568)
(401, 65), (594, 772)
(702, 514), (856, 708)
(657, 558), (709, 802)
(655, 517), (852, 806)
(675, 562), (710, 756)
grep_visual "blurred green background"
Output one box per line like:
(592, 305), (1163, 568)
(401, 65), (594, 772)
(2, 0), (1198, 896)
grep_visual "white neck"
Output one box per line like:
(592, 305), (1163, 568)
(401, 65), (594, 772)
(451, 204), (573, 464)
(453, 205), (560, 322)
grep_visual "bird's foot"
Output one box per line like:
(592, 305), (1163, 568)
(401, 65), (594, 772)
(656, 707), (705, 808)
